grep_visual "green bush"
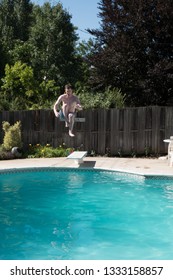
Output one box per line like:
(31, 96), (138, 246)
(2, 121), (23, 151)
(0, 145), (15, 160)
(77, 86), (126, 109)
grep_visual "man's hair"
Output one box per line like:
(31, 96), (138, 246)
(65, 84), (73, 90)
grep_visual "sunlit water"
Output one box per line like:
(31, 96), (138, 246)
(0, 169), (173, 260)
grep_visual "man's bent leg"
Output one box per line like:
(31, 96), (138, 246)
(62, 104), (70, 126)
(68, 113), (75, 137)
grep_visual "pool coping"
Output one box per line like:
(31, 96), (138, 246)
(0, 157), (173, 179)
(0, 163), (173, 180)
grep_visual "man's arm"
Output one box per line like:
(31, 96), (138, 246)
(76, 104), (83, 110)
(75, 96), (83, 110)
(53, 95), (63, 117)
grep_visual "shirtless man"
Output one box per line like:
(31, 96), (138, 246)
(53, 84), (82, 137)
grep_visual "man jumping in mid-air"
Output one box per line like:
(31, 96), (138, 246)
(53, 84), (82, 137)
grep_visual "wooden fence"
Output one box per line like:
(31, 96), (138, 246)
(0, 106), (173, 156)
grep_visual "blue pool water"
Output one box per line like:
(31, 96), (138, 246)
(0, 168), (173, 260)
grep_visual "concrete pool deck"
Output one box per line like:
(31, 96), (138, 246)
(0, 156), (173, 177)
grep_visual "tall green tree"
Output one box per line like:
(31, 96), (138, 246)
(87, 0), (173, 106)
(75, 39), (96, 89)
(0, 37), (6, 76)
(13, 0), (33, 41)
(0, 0), (33, 75)
(29, 2), (80, 87)
(0, 0), (15, 51)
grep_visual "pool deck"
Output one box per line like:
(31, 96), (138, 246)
(0, 156), (173, 177)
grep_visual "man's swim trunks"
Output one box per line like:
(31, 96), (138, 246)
(59, 110), (65, 120)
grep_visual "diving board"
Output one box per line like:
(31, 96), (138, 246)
(74, 117), (85, 122)
(60, 117), (85, 122)
(67, 151), (87, 164)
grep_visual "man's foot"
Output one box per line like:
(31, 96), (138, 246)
(65, 122), (69, 127)
(69, 130), (75, 137)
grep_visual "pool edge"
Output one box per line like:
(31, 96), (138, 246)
(0, 166), (173, 180)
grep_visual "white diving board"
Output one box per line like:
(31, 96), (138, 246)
(74, 117), (85, 122)
(67, 151), (87, 164)
(60, 117), (85, 122)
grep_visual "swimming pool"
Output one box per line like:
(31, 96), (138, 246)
(0, 168), (173, 260)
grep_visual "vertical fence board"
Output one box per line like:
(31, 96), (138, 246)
(123, 108), (132, 154)
(131, 108), (138, 155)
(165, 107), (173, 138)
(97, 109), (107, 155)
(151, 107), (160, 153)
(110, 109), (119, 155)
(137, 107), (146, 153)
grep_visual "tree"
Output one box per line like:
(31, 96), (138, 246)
(0, 61), (38, 110)
(0, 1), (85, 110)
(0, 37), (6, 76)
(0, 60), (61, 110)
(29, 2), (80, 86)
(13, 0), (33, 41)
(0, 0), (15, 51)
(0, 0), (33, 76)
(87, 0), (173, 106)
(75, 39), (96, 89)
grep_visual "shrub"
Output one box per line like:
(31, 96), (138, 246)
(77, 86), (126, 109)
(0, 145), (15, 160)
(2, 121), (23, 151)
(25, 144), (73, 158)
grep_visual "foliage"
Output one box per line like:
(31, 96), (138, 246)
(0, 61), (38, 110)
(77, 86), (126, 109)
(1, 0), (172, 109)
(0, 0), (33, 68)
(75, 39), (96, 88)
(28, 2), (79, 85)
(0, 58), (126, 110)
(9, 40), (34, 65)
(0, 1), (82, 88)
(87, 0), (173, 106)
(0, 1), (86, 111)
(25, 143), (74, 158)
(2, 121), (22, 151)
(0, 60), (62, 110)
(0, 145), (15, 160)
